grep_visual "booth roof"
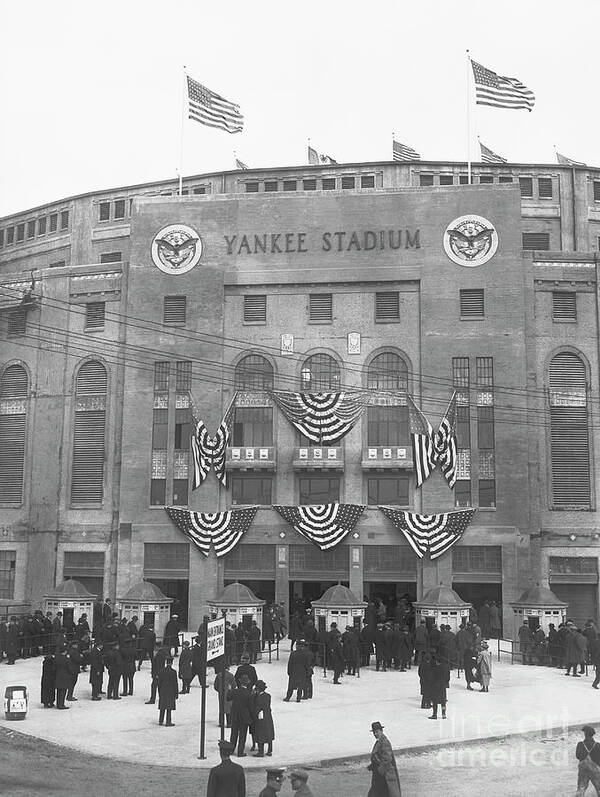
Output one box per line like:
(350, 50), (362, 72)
(311, 584), (365, 607)
(209, 581), (265, 606)
(44, 579), (97, 599)
(414, 584), (471, 609)
(510, 584), (568, 608)
(118, 580), (171, 603)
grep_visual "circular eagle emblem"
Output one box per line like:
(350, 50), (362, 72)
(151, 224), (202, 274)
(443, 215), (498, 267)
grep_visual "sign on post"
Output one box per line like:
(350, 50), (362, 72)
(206, 617), (225, 662)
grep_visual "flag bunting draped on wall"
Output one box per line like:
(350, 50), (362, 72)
(273, 503), (365, 550)
(165, 507), (258, 557)
(269, 391), (371, 445)
(190, 393), (237, 489)
(378, 507), (477, 559)
(408, 393), (458, 488)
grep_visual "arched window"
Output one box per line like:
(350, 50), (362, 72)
(549, 352), (590, 508)
(300, 354), (340, 392)
(0, 364), (28, 503)
(71, 360), (107, 504)
(367, 353), (408, 391)
(234, 355), (274, 391)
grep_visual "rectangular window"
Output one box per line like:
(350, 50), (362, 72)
(453, 545), (501, 573)
(27, 220), (35, 239)
(419, 174), (434, 186)
(100, 251), (122, 263)
(455, 479), (472, 507)
(479, 175), (493, 184)
(49, 260), (66, 268)
(231, 475), (273, 506)
(552, 292), (577, 321)
(459, 175), (469, 185)
(16, 223), (25, 242)
(375, 291), (400, 321)
(174, 407), (191, 449)
(460, 289), (484, 319)
(299, 476), (340, 505)
(309, 293), (333, 322)
(341, 176), (355, 189)
(476, 357), (494, 388)
(499, 175), (513, 183)
(594, 181), (600, 201)
(113, 199), (126, 219)
(8, 309), (27, 336)
(144, 542), (189, 572)
(549, 556), (598, 575)
(163, 296), (187, 325)
(232, 407), (273, 447)
(193, 186), (206, 195)
(303, 179), (317, 191)
(439, 175), (454, 186)
(361, 175), (375, 188)
(264, 181), (278, 192)
(38, 217), (46, 235)
(6, 227), (14, 244)
(176, 361), (192, 391)
(522, 232), (550, 250)
(85, 302), (105, 331)
(243, 295), (267, 323)
(452, 357), (470, 389)
(154, 362), (170, 392)
(0, 411), (26, 503)
(519, 177), (533, 198)
(477, 406), (495, 448)
(538, 177), (553, 198)
(367, 405), (409, 446)
(456, 406), (470, 448)
(245, 182), (259, 193)
(479, 479), (496, 507)
(367, 476), (409, 506)
(172, 476), (188, 507)
(283, 180), (297, 192)
(322, 178), (336, 190)
(99, 202), (110, 221)
(152, 409), (169, 448)
(60, 210), (69, 230)
(0, 551), (16, 599)
(49, 214), (58, 232)
(0, 230), (3, 247)
(72, 408), (105, 503)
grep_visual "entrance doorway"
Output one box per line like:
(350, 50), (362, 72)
(147, 579), (189, 627)
(224, 579), (275, 605)
(452, 582), (503, 633)
(289, 581), (349, 614)
(364, 582), (417, 621)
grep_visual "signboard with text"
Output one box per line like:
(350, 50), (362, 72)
(206, 617), (225, 662)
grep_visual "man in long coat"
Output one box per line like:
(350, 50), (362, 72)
(157, 657), (178, 725)
(105, 643), (123, 700)
(89, 640), (104, 700)
(367, 721), (401, 797)
(206, 740), (246, 797)
(54, 649), (72, 709)
(518, 619), (533, 665)
(163, 614), (180, 655)
(284, 645), (308, 701)
(228, 676), (253, 756)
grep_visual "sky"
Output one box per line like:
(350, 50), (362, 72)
(1, 0), (599, 217)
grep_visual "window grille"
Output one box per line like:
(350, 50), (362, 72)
(99, 202), (110, 221)
(519, 177), (533, 197)
(522, 232), (550, 250)
(460, 289), (484, 318)
(341, 177), (355, 189)
(71, 361), (107, 503)
(85, 302), (105, 330)
(452, 357), (470, 389)
(303, 179), (317, 191)
(234, 355), (274, 391)
(243, 295), (267, 323)
(419, 174), (434, 186)
(538, 177), (553, 198)
(114, 199), (126, 219)
(552, 292), (577, 321)
(322, 178), (335, 190)
(163, 296), (187, 325)
(154, 362), (170, 392)
(361, 175), (375, 188)
(375, 292), (400, 321)
(300, 353), (340, 391)
(366, 352), (408, 390)
(309, 294), (333, 322)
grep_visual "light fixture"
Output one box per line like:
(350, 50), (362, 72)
(594, 533), (600, 541)
(352, 532), (360, 539)
(569, 534), (577, 541)
(279, 531), (286, 539)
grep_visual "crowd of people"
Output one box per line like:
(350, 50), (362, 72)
(517, 617), (600, 678)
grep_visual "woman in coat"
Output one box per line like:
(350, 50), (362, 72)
(157, 657), (179, 726)
(41, 654), (56, 707)
(476, 641), (492, 692)
(252, 680), (275, 757)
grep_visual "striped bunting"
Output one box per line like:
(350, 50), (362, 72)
(165, 507), (258, 557)
(191, 395), (236, 489)
(273, 503), (365, 550)
(378, 507), (477, 560)
(270, 391), (370, 445)
(408, 393), (457, 488)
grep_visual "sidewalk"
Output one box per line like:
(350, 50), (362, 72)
(0, 638), (598, 770)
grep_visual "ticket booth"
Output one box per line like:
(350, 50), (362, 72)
(43, 579), (97, 629)
(208, 581), (265, 634)
(510, 584), (568, 635)
(311, 584), (367, 634)
(117, 580), (173, 643)
(414, 584), (471, 633)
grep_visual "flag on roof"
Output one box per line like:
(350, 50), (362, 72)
(187, 76), (244, 133)
(378, 507), (477, 560)
(235, 158), (248, 170)
(556, 152), (586, 166)
(393, 139), (420, 161)
(471, 60), (535, 112)
(308, 145), (337, 165)
(479, 140), (507, 164)
(165, 507), (257, 557)
(273, 503), (365, 550)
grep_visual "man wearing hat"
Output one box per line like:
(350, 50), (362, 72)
(258, 767), (285, 796)
(290, 769), (314, 795)
(206, 739), (246, 797)
(163, 614), (180, 656)
(575, 725), (600, 796)
(367, 721), (401, 797)
(235, 652), (258, 689)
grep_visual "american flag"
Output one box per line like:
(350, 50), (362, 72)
(190, 395), (236, 489)
(479, 140), (507, 164)
(393, 139), (420, 161)
(274, 503), (364, 550)
(187, 76), (244, 133)
(308, 145), (337, 165)
(471, 60), (535, 112)
(378, 507), (477, 560)
(165, 507), (257, 557)
(409, 393), (458, 489)
(235, 158), (248, 170)
(270, 391), (371, 445)
(556, 152), (586, 166)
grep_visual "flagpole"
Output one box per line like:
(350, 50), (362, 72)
(466, 50), (472, 184)
(179, 66), (187, 197)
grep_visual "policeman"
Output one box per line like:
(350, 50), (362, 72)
(258, 767), (286, 796)
(290, 769), (315, 796)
